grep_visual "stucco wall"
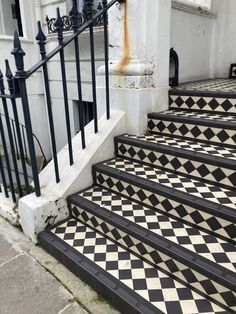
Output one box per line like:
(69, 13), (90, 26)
(210, 0), (236, 78)
(170, 7), (214, 82)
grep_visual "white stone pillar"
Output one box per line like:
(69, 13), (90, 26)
(35, 0), (42, 23)
(97, 0), (171, 135)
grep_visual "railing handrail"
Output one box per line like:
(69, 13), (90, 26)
(0, 113), (47, 166)
(22, 0), (120, 79)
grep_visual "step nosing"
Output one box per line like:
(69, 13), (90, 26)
(147, 113), (236, 129)
(115, 135), (236, 168)
(94, 163), (236, 222)
(169, 89), (236, 99)
(70, 195), (236, 289)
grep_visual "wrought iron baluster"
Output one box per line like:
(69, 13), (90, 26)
(11, 120), (19, 159)
(0, 89), (16, 200)
(0, 68), (22, 197)
(5, 60), (30, 193)
(36, 23), (60, 183)
(89, 23), (98, 133)
(102, 0), (110, 119)
(21, 125), (27, 160)
(55, 9), (74, 165)
(0, 153), (8, 198)
(70, 0), (86, 149)
(12, 31), (41, 196)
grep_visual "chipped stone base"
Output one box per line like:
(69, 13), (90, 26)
(0, 192), (19, 226)
(19, 193), (68, 243)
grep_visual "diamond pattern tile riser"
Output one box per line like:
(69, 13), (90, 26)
(72, 187), (236, 274)
(123, 134), (236, 160)
(94, 159), (236, 212)
(93, 164), (236, 244)
(169, 95), (236, 114)
(39, 220), (231, 314)
(148, 115), (236, 148)
(115, 136), (236, 191)
(71, 204), (236, 311)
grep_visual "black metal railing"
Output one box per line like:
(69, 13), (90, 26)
(0, 112), (47, 197)
(46, 0), (103, 34)
(0, 113), (47, 167)
(0, 63), (47, 202)
(0, 0), (122, 200)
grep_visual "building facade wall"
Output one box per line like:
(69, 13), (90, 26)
(210, 0), (236, 78)
(170, 6), (214, 82)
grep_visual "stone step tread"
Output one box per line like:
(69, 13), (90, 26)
(149, 110), (236, 124)
(43, 218), (229, 314)
(99, 158), (236, 211)
(71, 185), (236, 276)
(117, 134), (236, 161)
(170, 79), (236, 94)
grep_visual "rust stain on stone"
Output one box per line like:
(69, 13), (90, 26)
(117, 0), (130, 74)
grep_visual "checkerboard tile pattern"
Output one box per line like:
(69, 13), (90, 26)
(169, 95), (236, 114)
(148, 117), (236, 147)
(103, 158), (236, 210)
(163, 110), (236, 123)
(94, 161), (236, 243)
(172, 79), (236, 93)
(52, 219), (230, 314)
(116, 138), (236, 190)
(125, 134), (236, 160)
(162, 110), (236, 123)
(79, 186), (236, 274)
(73, 205), (236, 311)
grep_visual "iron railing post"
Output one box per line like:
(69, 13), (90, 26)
(36, 22), (60, 183)
(12, 31), (41, 196)
(0, 68), (22, 197)
(54, 10), (74, 165)
(88, 1), (98, 133)
(102, 0), (110, 120)
(70, 0), (86, 149)
(0, 70), (17, 201)
(5, 59), (30, 194)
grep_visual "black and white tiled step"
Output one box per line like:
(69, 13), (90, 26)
(148, 110), (236, 148)
(39, 218), (230, 314)
(169, 94), (236, 114)
(170, 79), (236, 94)
(115, 134), (236, 190)
(93, 158), (236, 244)
(68, 186), (236, 311)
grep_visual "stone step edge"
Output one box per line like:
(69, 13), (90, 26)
(38, 224), (160, 314)
(68, 192), (236, 293)
(114, 135), (236, 170)
(148, 112), (236, 130)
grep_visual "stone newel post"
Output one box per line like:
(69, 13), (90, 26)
(97, 0), (171, 134)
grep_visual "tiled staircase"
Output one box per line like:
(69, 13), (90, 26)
(39, 79), (236, 314)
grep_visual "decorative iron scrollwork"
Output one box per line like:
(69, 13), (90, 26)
(46, 0), (103, 34)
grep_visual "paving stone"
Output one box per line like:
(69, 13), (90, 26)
(0, 234), (18, 265)
(30, 245), (120, 314)
(0, 254), (72, 314)
(60, 302), (88, 314)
